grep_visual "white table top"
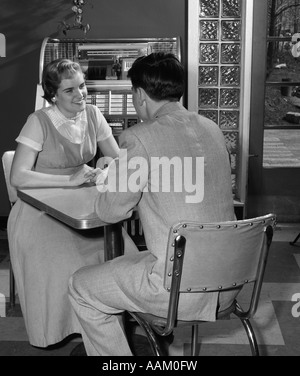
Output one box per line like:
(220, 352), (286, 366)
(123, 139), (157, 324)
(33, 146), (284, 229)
(17, 183), (106, 230)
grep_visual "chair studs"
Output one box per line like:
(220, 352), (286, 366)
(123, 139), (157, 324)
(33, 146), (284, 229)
(234, 224), (238, 228)
(202, 287), (207, 291)
(218, 286), (223, 290)
(172, 243), (175, 247)
(167, 287), (170, 292)
(199, 225), (204, 229)
(173, 229), (178, 234)
(176, 251), (183, 258)
(175, 271), (180, 277)
(170, 256), (174, 262)
(182, 224), (187, 228)
(187, 288), (192, 292)
(168, 272), (172, 277)
(244, 280), (249, 283)
(232, 283), (237, 287)
(217, 225), (221, 229)
(249, 222), (253, 226)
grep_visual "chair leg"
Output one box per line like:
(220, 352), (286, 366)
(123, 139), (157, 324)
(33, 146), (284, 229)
(191, 325), (199, 356)
(128, 312), (165, 356)
(234, 301), (259, 356)
(239, 318), (259, 356)
(290, 232), (300, 245)
(9, 262), (15, 308)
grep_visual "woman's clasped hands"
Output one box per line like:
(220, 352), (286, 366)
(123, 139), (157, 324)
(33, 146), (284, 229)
(69, 164), (107, 186)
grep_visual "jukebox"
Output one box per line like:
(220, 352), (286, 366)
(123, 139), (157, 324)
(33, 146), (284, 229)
(35, 37), (181, 138)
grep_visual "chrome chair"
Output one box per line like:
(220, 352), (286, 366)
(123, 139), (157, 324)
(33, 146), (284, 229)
(122, 207), (146, 252)
(128, 214), (276, 356)
(123, 213), (147, 251)
(1, 151), (17, 308)
(290, 231), (300, 245)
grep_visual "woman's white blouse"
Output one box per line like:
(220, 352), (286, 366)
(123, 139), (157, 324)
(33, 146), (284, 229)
(16, 104), (112, 152)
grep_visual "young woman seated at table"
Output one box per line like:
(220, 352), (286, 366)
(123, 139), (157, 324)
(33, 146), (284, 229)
(7, 58), (130, 347)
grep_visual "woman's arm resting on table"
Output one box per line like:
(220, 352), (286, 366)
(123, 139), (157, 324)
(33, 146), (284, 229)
(10, 144), (95, 188)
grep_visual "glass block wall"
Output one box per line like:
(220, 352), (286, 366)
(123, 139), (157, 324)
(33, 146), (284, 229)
(197, 0), (243, 198)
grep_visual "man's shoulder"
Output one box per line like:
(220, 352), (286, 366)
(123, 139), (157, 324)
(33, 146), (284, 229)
(119, 121), (156, 151)
(122, 120), (153, 138)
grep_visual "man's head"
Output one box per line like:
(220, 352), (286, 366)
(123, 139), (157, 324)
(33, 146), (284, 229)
(128, 52), (184, 102)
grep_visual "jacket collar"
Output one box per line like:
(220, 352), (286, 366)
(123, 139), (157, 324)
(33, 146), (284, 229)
(153, 101), (185, 119)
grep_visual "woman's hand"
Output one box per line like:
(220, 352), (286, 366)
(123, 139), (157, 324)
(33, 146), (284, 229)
(69, 165), (99, 186)
(91, 167), (109, 185)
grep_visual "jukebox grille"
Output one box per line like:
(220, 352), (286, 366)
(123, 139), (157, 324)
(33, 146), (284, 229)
(86, 92), (135, 116)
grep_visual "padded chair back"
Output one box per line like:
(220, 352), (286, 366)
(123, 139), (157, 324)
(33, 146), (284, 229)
(2, 151), (17, 205)
(164, 214), (276, 317)
(128, 214), (276, 355)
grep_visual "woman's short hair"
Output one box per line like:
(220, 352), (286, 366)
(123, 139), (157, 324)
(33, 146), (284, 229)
(127, 52), (184, 101)
(42, 58), (83, 104)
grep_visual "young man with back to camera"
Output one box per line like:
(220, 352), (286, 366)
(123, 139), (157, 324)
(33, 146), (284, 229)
(68, 52), (236, 356)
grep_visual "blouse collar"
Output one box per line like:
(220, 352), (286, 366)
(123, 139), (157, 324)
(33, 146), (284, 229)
(43, 105), (88, 144)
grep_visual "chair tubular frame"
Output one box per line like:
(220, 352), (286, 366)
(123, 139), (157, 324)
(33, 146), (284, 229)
(8, 200), (16, 309)
(2, 151), (17, 308)
(129, 236), (186, 356)
(290, 231), (300, 245)
(128, 215), (276, 357)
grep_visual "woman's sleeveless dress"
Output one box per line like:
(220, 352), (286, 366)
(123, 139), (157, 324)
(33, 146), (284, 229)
(7, 105), (108, 347)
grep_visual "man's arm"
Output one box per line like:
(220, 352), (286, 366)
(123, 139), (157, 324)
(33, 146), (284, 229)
(94, 129), (148, 223)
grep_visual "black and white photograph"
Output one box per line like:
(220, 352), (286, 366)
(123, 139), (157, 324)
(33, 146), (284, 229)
(0, 0), (299, 360)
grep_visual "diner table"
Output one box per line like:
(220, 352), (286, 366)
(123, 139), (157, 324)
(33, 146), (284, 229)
(17, 184), (244, 261)
(17, 183), (124, 261)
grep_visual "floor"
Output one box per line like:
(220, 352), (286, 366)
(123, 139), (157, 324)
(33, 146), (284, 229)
(0, 223), (300, 356)
(263, 129), (300, 168)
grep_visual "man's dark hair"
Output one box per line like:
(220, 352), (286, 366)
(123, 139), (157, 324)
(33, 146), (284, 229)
(127, 52), (184, 101)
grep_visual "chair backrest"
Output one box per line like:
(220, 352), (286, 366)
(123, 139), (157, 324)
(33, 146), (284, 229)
(164, 214), (276, 322)
(2, 151), (18, 205)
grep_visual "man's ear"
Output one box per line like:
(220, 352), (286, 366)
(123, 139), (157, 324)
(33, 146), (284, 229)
(136, 87), (147, 106)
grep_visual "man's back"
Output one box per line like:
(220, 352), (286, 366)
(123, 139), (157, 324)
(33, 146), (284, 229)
(99, 102), (235, 259)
